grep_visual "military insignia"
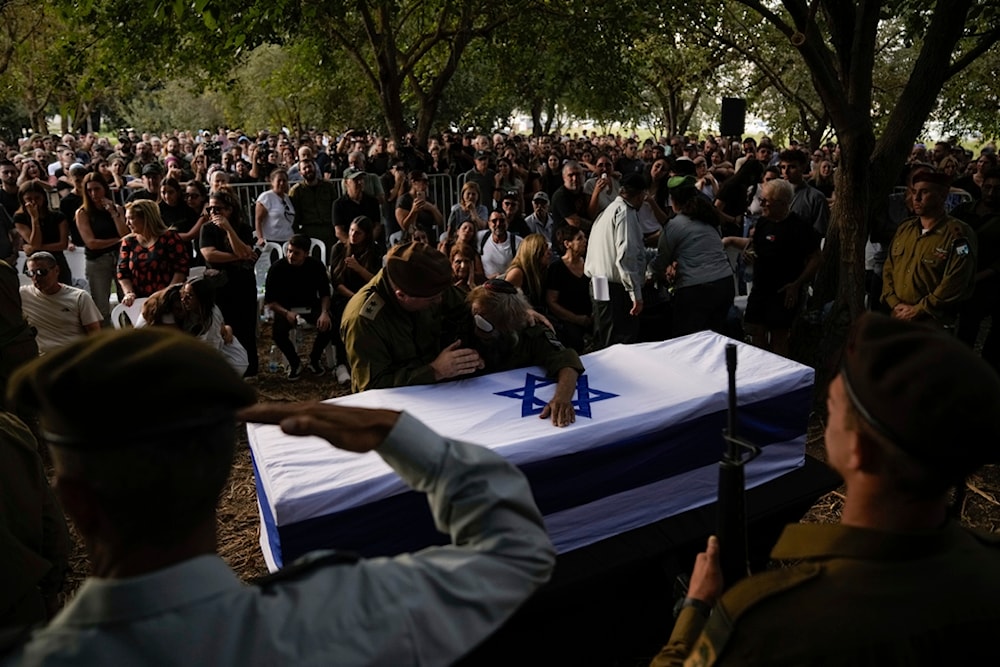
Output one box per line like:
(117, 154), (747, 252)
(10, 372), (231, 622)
(954, 238), (971, 256)
(361, 293), (384, 320)
(543, 327), (565, 350)
(765, 235), (776, 242)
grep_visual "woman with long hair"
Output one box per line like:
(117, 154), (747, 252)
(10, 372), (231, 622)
(76, 173), (128, 321)
(117, 199), (189, 304)
(809, 160), (836, 199)
(545, 225), (592, 353)
(493, 157), (524, 208)
(653, 176), (734, 337)
(540, 152), (563, 196)
(17, 158), (46, 186)
(446, 181), (489, 234)
(13, 181), (72, 284)
(502, 233), (550, 312)
(199, 189), (259, 377)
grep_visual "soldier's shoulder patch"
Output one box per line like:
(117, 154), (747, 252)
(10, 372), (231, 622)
(543, 326), (565, 350)
(953, 237), (971, 256)
(361, 293), (385, 320)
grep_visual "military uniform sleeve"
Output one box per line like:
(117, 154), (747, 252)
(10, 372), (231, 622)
(341, 291), (438, 392)
(649, 607), (709, 667)
(880, 225), (905, 309)
(524, 325), (585, 378)
(255, 412), (556, 665)
(914, 223), (977, 320)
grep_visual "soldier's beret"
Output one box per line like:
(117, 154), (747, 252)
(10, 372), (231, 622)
(841, 313), (1000, 477)
(7, 328), (256, 449)
(385, 242), (453, 298)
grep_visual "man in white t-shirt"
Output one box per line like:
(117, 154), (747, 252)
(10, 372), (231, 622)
(19, 251), (101, 354)
(477, 210), (522, 279)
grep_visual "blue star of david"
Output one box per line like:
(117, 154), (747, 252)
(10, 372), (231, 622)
(494, 373), (618, 418)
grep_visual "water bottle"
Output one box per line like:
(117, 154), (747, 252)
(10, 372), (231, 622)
(268, 345), (281, 373)
(294, 316), (306, 355)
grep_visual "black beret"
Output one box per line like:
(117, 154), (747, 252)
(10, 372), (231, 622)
(7, 328), (256, 448)
(384, 242), (453, 298)
(911, 171), (951, 187)
(842, 313), (1000, 476)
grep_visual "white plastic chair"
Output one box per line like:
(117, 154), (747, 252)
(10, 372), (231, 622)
(110, 297), (148, 329)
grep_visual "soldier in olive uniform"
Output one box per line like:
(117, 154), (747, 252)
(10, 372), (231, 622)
(467, 279), (585, 427)
(340, 242), (484, 393)
(651, 313), (1000, 666)
(881, 171), (977, 327)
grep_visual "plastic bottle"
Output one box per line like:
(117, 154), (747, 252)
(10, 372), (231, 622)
(268, 345), (281, 373)
(294, 316), (306, 355)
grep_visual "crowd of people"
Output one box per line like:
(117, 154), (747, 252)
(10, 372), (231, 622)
(1, 124), (1000, 665)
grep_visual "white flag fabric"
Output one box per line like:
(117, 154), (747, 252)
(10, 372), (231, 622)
(247, 331), (813, 571)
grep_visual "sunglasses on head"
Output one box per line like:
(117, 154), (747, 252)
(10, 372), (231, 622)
(25, 267), (50, 277)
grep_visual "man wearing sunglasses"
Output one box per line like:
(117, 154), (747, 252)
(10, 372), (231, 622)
(19, 251), (101, 355)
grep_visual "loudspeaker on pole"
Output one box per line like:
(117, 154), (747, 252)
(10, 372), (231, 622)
(720, 98), (746, 137)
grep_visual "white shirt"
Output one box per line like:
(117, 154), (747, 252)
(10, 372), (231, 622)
(19, 284), (101, 355)
(478, 230), (522, 278)
(255, 190), (295, 243)
(584, 196), (646, 301)
(6, 413), (554, 667)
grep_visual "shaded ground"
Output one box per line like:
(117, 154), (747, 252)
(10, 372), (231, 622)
(55, 323), (1000, 626)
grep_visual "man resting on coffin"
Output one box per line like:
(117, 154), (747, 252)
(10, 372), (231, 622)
(466, 279), (584, 428)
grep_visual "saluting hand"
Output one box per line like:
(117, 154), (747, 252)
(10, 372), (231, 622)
(239, 402), (400, 454)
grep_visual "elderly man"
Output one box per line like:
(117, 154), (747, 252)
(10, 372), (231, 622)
(3, 327), (554, 665)
(651, 313), (1000, 666)
(524, 191), (556, 243)
(551, 160), (592, 230)
(724, 178), (821, 357)
(19, 251), (101, 354)
(584, 173), (648, 348)
(341, 242), (484, 393)
(881, 171), (977, 328)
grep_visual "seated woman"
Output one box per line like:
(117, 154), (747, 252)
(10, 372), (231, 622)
(545, 225), (592, 353)
(466, 279), (584, 428)
(450, 243), (482, 292)
(118, 199), (190, 305)
(140, 279), (248, 376)
(502, 232), (550, 312)
(445, 181), (489, 237)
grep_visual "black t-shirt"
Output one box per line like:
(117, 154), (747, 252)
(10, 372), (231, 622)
(333, 194), (380, 231)
(750, 212), (821, 290)
(59, 192), (84, 245)
(199, 219), (256, 285)
(396, 193), (439, 234)
(546, 258), (591, 317)
(159, 201), (199, 235)
(550, 186), (588, 226)
(264, 256), (331, 310)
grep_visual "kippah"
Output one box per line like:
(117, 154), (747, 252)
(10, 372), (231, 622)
(483, 279), (518, 294)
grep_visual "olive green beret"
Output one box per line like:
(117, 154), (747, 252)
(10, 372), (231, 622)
(384, 242), (452, 298)
(7, 328), (256, 448)
(842, 313), (1000, 476)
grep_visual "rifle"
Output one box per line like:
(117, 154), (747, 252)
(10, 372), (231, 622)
(716, 343), (761, 589)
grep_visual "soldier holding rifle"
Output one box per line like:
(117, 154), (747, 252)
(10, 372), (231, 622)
(651, 313), (1000, 666)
